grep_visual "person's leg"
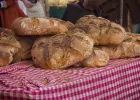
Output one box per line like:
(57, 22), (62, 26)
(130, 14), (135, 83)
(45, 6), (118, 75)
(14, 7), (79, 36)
(39, 0), (47, 17)
(44, 0), (50, 17)
(26, 1), (46, 17)
(131, 24), (137, 33)
(127, 10), (137, 33)
(127, 10), (132, 32)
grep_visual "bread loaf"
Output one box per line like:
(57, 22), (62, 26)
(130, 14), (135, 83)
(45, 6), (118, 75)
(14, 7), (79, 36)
(125, 32), (140, 41)
(0, 44), (18, 67)
(31, 29), (93, 69)
(13, 36), (34, 62)
(0, 28), (21, 48)
(76, 15), (126, 45)
(0, 28), (21, 66)
(83, 48), (109, 67)
(11, 17), (69, 35)
(98, 33), (140, 59)
(97, 45), (122, 59)
(73, 48), (109, 68)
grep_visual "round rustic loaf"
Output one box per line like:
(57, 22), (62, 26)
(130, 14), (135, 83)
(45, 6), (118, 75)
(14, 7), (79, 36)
(98, 33), (140, 59)
(31, 29), (93, 69)
(76, 15), (126, 45)
(11, 17), (69, 35)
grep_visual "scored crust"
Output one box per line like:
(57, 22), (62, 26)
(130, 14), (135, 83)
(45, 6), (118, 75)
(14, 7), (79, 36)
(11, 17), (68, 35)
(31, 29), (93, 69)
(76, 15), (126, 45)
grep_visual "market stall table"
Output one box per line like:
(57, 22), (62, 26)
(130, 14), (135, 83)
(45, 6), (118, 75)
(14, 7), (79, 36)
(0, 58), (140, 100)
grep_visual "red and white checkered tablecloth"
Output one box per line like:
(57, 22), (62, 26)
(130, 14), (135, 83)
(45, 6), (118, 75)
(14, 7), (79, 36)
(0, 58), (140, 100)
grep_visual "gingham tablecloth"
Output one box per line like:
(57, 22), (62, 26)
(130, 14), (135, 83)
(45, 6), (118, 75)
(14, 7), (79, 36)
(0, 58), (140, 100)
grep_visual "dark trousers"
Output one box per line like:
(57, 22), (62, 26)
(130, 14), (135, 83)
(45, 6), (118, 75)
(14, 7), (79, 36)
(62, 2), (103, 24)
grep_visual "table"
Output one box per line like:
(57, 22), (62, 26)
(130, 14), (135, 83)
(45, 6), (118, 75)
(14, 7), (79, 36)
(0, 58), (140, 100)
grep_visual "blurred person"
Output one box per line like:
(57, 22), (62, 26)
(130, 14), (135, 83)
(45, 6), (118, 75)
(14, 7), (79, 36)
(18, 0), (27, 15)
(44, 0), (50, 17)
(62, 0), (108, 24)
(63, 0), (140, 32)
(0, 0), (25, 29)
(40, 0), (49, 17)
(22, 0), (46, 17)
(83, 0), (140, 32)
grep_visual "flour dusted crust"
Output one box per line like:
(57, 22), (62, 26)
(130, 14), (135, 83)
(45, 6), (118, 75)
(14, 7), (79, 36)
(11, 17), (68, 35)
(31, 29), (93, 69)
(76, 15), (126, 45)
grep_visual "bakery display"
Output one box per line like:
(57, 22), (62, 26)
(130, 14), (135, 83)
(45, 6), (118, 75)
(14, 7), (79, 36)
(1, 15), (140, 69)
(31, 29), (93, 69)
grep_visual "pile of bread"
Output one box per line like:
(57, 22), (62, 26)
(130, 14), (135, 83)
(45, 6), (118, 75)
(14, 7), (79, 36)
(1, 15), (140, 69)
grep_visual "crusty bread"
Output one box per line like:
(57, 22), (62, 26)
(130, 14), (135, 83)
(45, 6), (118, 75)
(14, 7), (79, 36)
(26, 1), (46, 17)
(0, 44), (18, 67)
(76, 15), (126, 45)
(0, 28), (21, 67)
(125, 32), (140, 41)
(97, 33), (140, 59)
(31, 29), (93, 69)
(83, 48), (109, 67)
(97, 45), (122, 59)
(73, 48), (109, 68)
(120, 33), (140, 58)
(0, 28), (21, 48)
(13, 36), (34, 62)
(0, 51), (12, 67)
(11, 17), (69, 35)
